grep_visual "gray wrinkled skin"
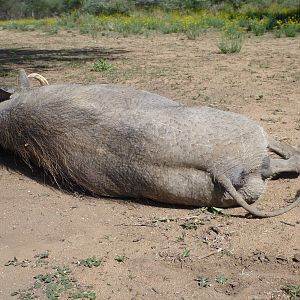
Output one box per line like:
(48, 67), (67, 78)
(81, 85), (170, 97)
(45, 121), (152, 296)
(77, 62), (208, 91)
(0, 84), (269, 208)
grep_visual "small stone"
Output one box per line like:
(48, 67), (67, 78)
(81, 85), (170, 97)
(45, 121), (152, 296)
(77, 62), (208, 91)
(292, 254), (300, 263)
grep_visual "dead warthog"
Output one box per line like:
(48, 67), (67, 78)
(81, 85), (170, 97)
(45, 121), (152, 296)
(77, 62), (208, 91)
(0, 69), (299, 217)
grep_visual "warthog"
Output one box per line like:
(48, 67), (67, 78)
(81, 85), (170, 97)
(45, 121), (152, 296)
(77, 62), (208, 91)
(0, 69), (299, 217)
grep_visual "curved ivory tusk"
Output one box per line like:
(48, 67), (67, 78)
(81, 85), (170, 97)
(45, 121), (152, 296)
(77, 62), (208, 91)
(28, 73), (49, 86)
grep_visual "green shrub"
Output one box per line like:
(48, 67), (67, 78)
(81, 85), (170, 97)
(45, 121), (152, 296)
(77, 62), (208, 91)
(238, 17), (251, 29)
(282, 24), (299, 37)
(276, 17), (299, 37)
(58, 12), (78, 28)
(218, 22), (244, 54)
(2, 22), (19, 30)
(206, 17), (225, 29)
(184, 24), (205, 39)
(78, 14), (102, 36)
(250, 19), (267, 36)
(159, 22), (182, 34)
(218, 35), (243, 53)
(115, 19), (145, 35)
(18, 24), (37, 31)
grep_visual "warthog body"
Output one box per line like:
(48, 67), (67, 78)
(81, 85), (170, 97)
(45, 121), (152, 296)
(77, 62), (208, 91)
(0, 70), (299, 217)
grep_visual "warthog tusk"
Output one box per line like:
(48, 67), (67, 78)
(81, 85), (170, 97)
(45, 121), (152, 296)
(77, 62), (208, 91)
(28, 73), (49, 86)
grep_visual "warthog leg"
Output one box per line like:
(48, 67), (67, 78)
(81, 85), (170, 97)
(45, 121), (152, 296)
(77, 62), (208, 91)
(261, 138), (300, 178)
(263, 156), (300, 178)
(268, 137), (300, 159)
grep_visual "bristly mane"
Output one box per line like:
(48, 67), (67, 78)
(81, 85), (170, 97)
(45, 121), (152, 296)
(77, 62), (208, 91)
(0, 97), (99, 191)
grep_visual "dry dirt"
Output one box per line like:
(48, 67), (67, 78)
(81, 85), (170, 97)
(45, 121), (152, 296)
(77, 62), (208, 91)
(0, 29), (299, 300)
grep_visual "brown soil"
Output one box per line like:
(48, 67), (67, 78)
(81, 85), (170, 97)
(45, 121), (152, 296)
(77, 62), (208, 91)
(0, 29), (299, 300)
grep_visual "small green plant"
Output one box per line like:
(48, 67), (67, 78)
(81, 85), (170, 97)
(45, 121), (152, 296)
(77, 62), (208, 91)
(286, 284), (300, 300)
(216, 275), (227, 284)
(77, 256), (101, 268)
(11, 265), (96, 300)
(72, 290), (96, 300)
(182, 248), (191, 258)
(210, 207), (224, 214)
(92, 59), (114, 72)
(115, 255), (125, 262)
(218, 22), (244, 54)
(195, 276), (209, 288)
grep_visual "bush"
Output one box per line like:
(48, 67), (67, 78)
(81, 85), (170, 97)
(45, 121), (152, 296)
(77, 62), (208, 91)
(206, 16), (225, 29)
(282, 24), (298, 37)
(276, 17), (300, 37)
(249, 19), (267, 35)
(78, 13), (102, 36)
(58, 11), (80, 28)
(218, 22), (244, 53)
(58, 12), (102, 37)
(184, 25), (204, 39)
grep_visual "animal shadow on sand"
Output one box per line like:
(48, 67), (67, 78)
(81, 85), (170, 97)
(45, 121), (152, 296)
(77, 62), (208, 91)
(0, 46), (130, 79)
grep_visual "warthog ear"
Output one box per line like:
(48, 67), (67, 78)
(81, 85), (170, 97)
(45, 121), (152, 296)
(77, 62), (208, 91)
(0, 88), (12, 102)
(18, 69), (31, 89)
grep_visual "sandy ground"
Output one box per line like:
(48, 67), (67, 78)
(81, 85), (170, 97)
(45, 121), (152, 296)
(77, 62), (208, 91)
(0, 29), (299, 299)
